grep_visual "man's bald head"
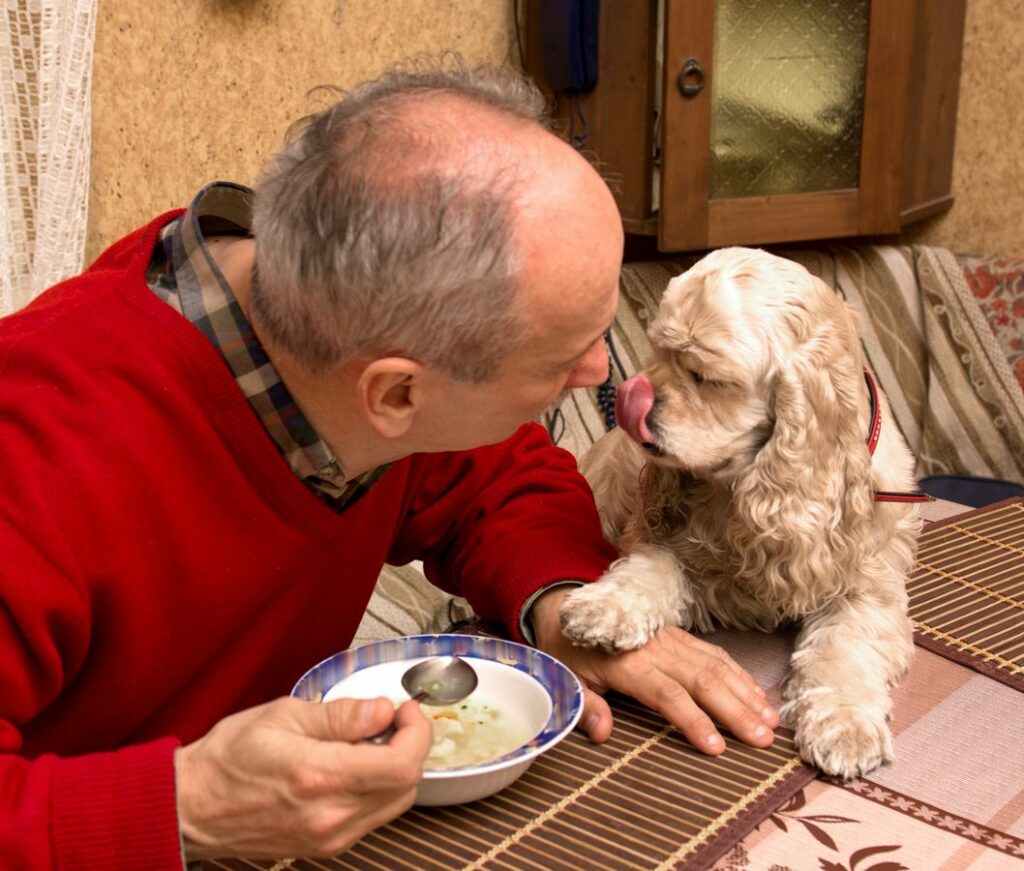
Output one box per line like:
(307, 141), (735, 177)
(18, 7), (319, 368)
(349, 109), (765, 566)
(251, 61), (607, 382)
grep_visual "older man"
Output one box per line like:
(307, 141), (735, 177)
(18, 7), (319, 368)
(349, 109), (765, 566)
(0, 63), (776, 868)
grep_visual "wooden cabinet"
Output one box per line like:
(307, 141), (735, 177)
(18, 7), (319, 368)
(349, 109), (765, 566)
(523, 0), (965, 253)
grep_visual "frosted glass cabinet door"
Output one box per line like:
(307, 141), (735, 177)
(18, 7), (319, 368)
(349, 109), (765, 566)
(659, 0), (913, 252)
(710, 0), (869, 200)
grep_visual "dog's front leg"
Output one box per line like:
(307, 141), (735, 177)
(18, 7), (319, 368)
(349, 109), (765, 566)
(780, 591), (913, 778)
(559, 544), (700, 652)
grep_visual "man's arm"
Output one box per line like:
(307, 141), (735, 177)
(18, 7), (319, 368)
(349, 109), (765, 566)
(389, 422), (618, 642)
(0, 507), (186, 869)
(0, 739), (183, 870)
(528, 587), (779, 752)
(0, 516), (433, 868)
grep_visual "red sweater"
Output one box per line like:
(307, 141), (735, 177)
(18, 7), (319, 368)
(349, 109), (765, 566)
(0, 215), (616, 869)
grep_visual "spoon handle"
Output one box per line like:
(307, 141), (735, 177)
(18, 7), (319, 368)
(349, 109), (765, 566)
(364, 691), (428, 745)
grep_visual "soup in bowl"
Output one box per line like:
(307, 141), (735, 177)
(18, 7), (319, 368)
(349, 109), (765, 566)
(291, 634), (583, 805)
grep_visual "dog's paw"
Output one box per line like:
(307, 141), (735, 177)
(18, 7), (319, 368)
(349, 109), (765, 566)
(559, 582), (664, 652)
(781, 694), (894, 779)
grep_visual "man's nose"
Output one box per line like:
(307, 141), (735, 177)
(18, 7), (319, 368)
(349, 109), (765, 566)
(565, 336), (610, 389)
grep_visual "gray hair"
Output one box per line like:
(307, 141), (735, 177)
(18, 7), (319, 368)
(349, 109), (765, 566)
(250, 58), (550, 382)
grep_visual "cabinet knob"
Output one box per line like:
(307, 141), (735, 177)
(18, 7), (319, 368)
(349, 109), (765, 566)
(677, 58), (705, 97)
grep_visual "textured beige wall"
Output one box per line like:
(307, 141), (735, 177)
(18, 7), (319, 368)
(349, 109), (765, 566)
(903, 0), (1024, 256)
(87, 1), (1023, 263)
(86, 0), (517, 263)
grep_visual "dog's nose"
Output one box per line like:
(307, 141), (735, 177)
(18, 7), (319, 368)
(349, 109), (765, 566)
(615, 374), (656, 445)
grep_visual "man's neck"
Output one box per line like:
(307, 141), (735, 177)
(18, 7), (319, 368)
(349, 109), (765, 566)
(205, 236), (256, 315)
(204, 237), (393, 482)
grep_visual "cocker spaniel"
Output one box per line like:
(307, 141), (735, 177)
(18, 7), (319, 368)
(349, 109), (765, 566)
(561, 247), (924, 778)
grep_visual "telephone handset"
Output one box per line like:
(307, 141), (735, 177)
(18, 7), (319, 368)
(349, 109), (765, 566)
(538, 0), (599, 95)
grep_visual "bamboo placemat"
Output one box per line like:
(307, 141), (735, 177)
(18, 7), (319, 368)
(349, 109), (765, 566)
(201, 694), (815, 871)
(910, 497), (1024, 693)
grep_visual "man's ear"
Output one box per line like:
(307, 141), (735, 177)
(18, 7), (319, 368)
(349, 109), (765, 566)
(356, 357), (425, 439)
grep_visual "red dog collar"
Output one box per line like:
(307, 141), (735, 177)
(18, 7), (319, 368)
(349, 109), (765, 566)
(864, 369), (931, 503)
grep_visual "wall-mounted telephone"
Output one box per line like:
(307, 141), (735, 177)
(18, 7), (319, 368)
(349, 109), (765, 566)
(538, 0), (599, 94)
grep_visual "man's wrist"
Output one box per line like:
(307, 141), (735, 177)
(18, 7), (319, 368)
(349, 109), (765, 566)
(519, 580), (584, 645)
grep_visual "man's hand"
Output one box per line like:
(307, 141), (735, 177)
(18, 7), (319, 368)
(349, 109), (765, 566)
(531, 587), (778, 753)
(175, 696), (432, 859)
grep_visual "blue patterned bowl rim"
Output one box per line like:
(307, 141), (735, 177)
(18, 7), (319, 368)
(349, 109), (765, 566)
(291, 634), (584, 774)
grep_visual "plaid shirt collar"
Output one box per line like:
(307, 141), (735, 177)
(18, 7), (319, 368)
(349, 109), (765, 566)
(146, 181), (388, 510)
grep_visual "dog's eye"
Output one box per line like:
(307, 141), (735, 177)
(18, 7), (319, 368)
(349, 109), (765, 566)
(690, 370), (704, 385)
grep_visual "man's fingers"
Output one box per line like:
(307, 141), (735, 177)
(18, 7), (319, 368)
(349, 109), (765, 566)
(390, 700), (434, 755)
(577, 686), (613, 743)
(674, 656), (774, 749)
(666, 629), (768, 697)
(569, 630), (777, 754)
(661, 630), (778, 727)
(302, 736), (425, 798)
(269, 696), (432, 794)
(695, 649), (779, 731)
(623, 664), (728, 754)
(333, 701), (432, 792)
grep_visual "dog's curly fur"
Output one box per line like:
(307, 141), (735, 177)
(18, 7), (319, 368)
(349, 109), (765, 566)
(561, 247), (922, 778)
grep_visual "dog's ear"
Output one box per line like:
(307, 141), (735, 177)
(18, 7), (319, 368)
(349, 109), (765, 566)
(757, 288), (870, 490)
(732, 294), (875, 588)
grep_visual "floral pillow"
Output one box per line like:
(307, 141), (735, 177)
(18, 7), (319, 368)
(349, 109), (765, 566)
(958, 254), (1024, 392)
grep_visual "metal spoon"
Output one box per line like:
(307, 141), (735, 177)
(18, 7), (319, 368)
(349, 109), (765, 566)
(365, 655), (479, 745)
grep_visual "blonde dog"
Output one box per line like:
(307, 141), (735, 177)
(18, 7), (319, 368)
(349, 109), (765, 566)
(561, 247), (924, 778)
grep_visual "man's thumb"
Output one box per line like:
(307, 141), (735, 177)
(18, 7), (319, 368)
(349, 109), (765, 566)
(292, 696), (396, 742)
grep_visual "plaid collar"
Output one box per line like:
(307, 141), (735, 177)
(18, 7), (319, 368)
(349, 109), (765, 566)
(146, 181), (388, 510)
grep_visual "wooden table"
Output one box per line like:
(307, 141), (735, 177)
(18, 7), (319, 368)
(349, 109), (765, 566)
(202, 498), (1024, 870)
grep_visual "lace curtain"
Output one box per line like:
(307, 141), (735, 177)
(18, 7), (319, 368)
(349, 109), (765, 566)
(1, 0), (96, 316)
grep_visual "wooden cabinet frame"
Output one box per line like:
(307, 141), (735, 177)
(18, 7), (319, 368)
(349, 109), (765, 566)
(524, 0), (965, 253)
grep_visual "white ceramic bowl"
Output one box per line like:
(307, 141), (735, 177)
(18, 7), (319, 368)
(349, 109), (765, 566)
(291, 634), (583, 805)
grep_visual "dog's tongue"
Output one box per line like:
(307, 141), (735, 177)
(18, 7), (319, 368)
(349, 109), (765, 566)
(615, 375), (656, 445)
